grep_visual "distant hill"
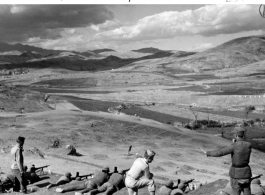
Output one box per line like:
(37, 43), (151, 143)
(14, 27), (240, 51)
(20, 51), (43, 58)
(171, 35), (265, 71)
(91, 48), (115, 54)
(0, 42), (63, 55)
(132, 47), (167, 53)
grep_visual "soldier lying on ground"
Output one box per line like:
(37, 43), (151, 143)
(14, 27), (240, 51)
(24, 165), (40, 184)
(87, 169), (128, 195)
(0, 173), (16, 192)
(158, 179), (195, 195)
(47, 172), (73, 189)
(55, 167), (110, 195)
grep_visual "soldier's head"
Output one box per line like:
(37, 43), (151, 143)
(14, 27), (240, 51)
(24, 165), (28, 172)
(165, 180), (174, 188)
(16, 136), (25, 146)
(144, 148), (156, 163)
(65, 172), (72, 178)
(102, 167), (110, 173)
(232, 127), (245, 140)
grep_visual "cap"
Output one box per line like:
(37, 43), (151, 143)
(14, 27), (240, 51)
(165, 180), (174, 188)
(102, 167), (110, 172)
(251, 179), (261, 185)
(146, 149), (156, 157)
(232, 127), (245, 136)
(65, 172), (72, 177)
(17, 136), (25, 143)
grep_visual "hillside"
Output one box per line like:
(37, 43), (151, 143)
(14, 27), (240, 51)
(0, 42), (63, 55)
(173, 35), (265, 71)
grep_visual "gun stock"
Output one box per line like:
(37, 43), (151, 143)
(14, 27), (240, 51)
(251, 174), (263, 181)
(35, 165), (50, 171)
(79, 173), (93, 179)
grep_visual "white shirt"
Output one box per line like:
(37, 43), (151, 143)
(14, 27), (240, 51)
(127, 158), (149, 180)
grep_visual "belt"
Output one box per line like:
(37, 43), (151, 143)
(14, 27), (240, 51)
(232, 165), (249, 168)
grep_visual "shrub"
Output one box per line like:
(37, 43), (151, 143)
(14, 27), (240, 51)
(255, 118), (261, 122)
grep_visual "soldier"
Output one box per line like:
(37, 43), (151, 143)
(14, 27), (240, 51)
(88, 169), (127, 195)
(125, 149), (156, 195)
(201, 127), (252, 195)
(0, 173), (16, 192)
(47, 172), (72, 189)
(11, 136), (27, 193)
(24, 165), (40, 184)
(56, 167), (110, 195)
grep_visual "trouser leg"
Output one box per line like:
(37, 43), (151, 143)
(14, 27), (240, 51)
(62, 182), (86, 192)
(12, 169), (27, 192)
(242, 183), (251, 195)
(103, 185), (117, 195)
(134, 178), (156, 194)
(230, 178), (242, 195)
(127, 188), (138, 195)
(87, 189), (99, 195)
(79, 182), (97, 194)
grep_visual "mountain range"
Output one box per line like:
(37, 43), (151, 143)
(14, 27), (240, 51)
(0, 35), (265, 72)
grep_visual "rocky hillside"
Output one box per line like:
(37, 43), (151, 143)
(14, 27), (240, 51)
(172, 35), (265, 71)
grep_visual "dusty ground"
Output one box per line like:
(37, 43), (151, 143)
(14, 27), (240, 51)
(1, 63), (265, 195)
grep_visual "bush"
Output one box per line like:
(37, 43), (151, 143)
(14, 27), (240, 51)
(255, 118), (261, 122)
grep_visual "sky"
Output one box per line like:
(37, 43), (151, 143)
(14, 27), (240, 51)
(0, 2), (265, 52)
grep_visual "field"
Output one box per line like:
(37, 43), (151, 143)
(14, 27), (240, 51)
(1, 55), (265, 195)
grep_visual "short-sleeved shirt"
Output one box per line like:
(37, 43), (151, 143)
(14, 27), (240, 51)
(127, 158), (149, 180)
(11, 145), (24, 171)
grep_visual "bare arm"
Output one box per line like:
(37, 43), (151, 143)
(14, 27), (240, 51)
(144, 167), (153, 179)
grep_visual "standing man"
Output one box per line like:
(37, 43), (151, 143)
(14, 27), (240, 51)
(11, 136), (27, 193)
(201, 127), (252, 195)
(125, 148), (156, 195)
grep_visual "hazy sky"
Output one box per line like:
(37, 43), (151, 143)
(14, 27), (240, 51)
(0, 3), (264, 52)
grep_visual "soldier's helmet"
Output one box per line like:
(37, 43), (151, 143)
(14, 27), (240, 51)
(165, 180), (174, 188)
(65, 172), (72, 177)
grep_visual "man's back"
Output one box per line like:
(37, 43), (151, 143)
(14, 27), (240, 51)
(127, 158), (148, 180)
(108, 173), (124, 190)
(91, 171), (109, 187)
